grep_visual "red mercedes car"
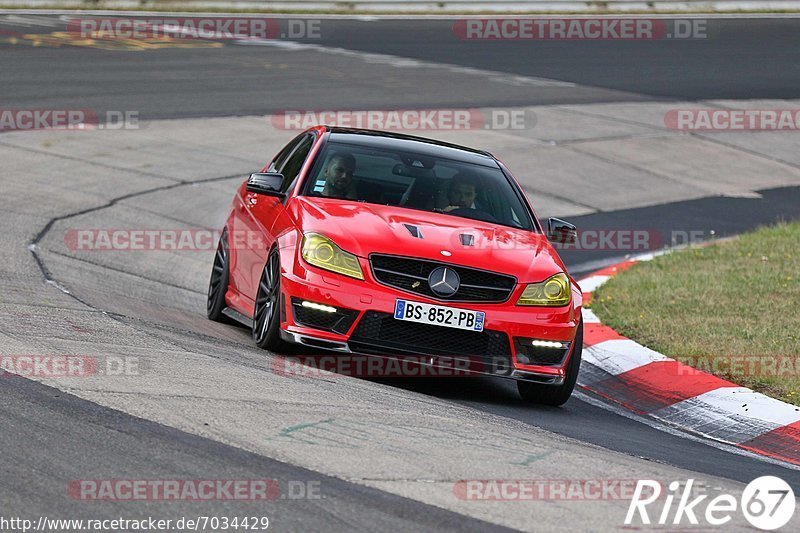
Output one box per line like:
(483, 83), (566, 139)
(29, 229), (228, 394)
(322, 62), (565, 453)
(207, 126), (583, 405)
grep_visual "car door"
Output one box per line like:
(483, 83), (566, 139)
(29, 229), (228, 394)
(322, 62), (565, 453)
(229, 136), (297, 303)
(237, 132), (317, 306)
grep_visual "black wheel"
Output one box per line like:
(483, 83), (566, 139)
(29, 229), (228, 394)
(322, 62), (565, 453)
(517, 321), (583, 406)
(207, 229), (230, 322)
(252, 249), (285, 351)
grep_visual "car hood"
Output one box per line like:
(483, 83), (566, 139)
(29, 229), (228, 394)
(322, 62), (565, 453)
(289, 196), (567, 283)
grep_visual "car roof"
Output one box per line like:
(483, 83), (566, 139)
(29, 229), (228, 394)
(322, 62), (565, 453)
(323, 126), (498, 167)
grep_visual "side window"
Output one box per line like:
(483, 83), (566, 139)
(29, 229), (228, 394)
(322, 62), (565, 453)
(277, 134), (315, 192)
(268, 135), (301, 172)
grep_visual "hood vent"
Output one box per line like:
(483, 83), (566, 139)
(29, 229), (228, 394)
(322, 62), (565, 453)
(459, 234), (475, 247)
(403, 224), (424, 239)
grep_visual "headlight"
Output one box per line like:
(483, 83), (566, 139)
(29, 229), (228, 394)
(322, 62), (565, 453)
(301, 233), (364, 280)
(517, 273), (571, 306)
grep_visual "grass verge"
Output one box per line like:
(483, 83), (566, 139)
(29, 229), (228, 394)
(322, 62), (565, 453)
(591, 221), (800, 405)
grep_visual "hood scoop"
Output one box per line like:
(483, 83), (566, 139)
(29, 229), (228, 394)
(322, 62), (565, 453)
(403, 224), (424, 239)
(459, 233), (475, 246)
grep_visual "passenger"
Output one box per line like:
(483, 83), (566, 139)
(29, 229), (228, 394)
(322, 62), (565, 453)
(443, 172), (480, 212)
(321, 152), (358, 200)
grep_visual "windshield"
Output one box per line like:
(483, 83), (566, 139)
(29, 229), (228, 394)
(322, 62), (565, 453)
(302, 141), (534, 230)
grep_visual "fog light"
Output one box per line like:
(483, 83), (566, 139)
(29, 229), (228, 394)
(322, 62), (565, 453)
(530, 339), (567, 349)
(301, 300), (337, 313)
(515, 337), (570, 367)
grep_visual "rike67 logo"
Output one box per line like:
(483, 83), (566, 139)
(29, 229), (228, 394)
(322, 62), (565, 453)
(626, 477), (795, 530)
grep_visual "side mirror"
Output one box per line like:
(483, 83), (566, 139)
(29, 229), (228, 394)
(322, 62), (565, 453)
(547, 217), (577, 245)
(246, 173), (286, 198)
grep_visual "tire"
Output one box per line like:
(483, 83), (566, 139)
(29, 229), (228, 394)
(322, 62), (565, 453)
(252, 248), (285, 351)
(517, 321), (583, 406)
(207, 229), (230, 322)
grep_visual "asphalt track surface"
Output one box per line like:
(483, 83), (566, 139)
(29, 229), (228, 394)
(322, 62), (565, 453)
(0, 376), (510, 532)
(2, 13), (800, 531)
(2, 16), (800, 118)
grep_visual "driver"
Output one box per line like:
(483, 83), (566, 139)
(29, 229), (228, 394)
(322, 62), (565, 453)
(321, 152), (358, 199)
(443, 172), (480, 212)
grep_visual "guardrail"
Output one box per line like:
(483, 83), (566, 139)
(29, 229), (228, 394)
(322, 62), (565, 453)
(2, 0), (800, 13)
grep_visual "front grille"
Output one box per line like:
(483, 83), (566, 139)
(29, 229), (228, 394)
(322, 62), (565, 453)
(291, 298), (358, 334)
(513, 338), (569, 366)
(350, 310), (511, 362)
(370, 254), (516, 302)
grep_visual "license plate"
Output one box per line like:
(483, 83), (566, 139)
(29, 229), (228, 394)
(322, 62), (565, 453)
(393, 299), (485, 332)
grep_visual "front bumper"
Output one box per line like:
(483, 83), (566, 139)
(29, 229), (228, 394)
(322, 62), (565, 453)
(277, 250), (581, 384)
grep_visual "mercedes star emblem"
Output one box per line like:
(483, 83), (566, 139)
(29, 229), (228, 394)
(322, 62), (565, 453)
(428, 267), (460, 297)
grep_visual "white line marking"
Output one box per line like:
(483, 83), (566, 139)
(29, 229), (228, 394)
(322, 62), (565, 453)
(584, 339), (670, 375)
(0, 14), (61, 26)
(581, 308), (601, 323)
(662, 387), (800, 428)
(574, 389), (800, 471)
(577, 274), (609, 293)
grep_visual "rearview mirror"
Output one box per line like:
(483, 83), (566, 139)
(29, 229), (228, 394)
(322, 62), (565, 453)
(547, 217), (577, 245)
(392, 163), (436, 178)
(246, 173), (286, 198)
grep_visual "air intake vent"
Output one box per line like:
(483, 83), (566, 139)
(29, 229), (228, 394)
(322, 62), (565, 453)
(403, 224), (423, 239)
(459, 234), (475, 246)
